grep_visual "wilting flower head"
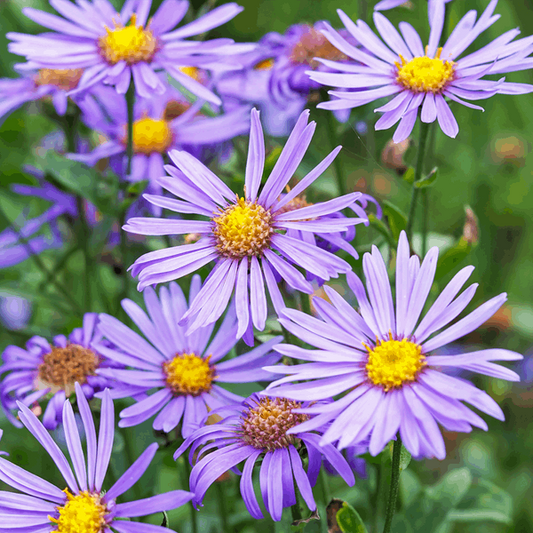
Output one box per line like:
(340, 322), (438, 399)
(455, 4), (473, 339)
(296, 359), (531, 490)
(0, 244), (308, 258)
(0, 384), (193, 532)
(70, 80), (250, 188)
(309, 0), (533, 142)
(124, 109), (366, 339)
(0, 68), (85, 123)
(174, 393), (355, 521)
(94, 276), (283, 437)
(265, 231), (523, 460)
(0, 314), (117, 429)
(8, 0), (251, 101)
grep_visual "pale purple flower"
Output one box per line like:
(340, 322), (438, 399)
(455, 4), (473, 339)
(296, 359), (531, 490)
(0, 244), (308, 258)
(8, 0), (251, 101)
(174, 393), (355, 521)
(0, 296), (32, 331)
(308, 0), (533, 142)
(265, 231), (523, 460)
(95, 276), (283, 437)
(0, 314), (117, 430)
(124, 108), (367, 340)
(0, 384), (193, 533)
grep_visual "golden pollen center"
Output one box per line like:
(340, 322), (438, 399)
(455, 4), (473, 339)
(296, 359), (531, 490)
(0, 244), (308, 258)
(99, 14), (156, 65)
(213, 197), (273, 259)
(37, 345), (99, 396)
(163, 353), (215, 396)
(49, 490), (107, 533)
(290, 26), (347, 68)
(241, 397), (309, 451)
(35, 69), (84, 91)
(129, 117), (173, 154)
(254, 58), (275, 71)
(277, 194), (313, 215)
(365, 338), (425, 391)
(396, 48), (454, 93)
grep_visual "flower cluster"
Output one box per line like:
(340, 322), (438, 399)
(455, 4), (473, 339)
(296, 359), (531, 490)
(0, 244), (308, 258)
(0, 0), (529, 530)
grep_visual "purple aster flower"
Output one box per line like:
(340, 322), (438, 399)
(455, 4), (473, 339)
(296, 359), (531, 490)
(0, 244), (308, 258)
(94, 275), (283, 437)
(8, 0), (251, 101)
(0, 313), (117, 430)
(0, 68), (85, 123)
(69, 79), (250, 194)
(174, 393), (355, 521)
(308, 0), (533, 142)
(124, 108), (366, 338)
(265, 231), (523, 460)
(0, 383), (193, 533)
(0, 296), (32, 331)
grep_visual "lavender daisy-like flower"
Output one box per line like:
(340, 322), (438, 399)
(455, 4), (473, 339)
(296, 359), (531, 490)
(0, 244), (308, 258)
(94, 276), (283, 437)
(308, 0), (533, 142)
(174, 393), (355, 521)
(265, 231), (523, 460)
(8, 0), (250, 101)
(124, 109), (366, 337)
(70, 80), (250, 189)
(0, 383), (193, 533)
(0, 68), (84, 123)
(0, 314), (116, 430)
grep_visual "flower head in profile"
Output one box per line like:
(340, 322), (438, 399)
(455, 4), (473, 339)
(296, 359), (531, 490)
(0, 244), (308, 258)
(124, 109), (367, 339)
(70, 81), (250, 197)
(8, 0), (250, 101)
(0, 384), (193, 533)
(0, 68), (85, 123)
(0, 314), (116, 429)
(309, 0), (533, 142)
(95, 276), (283, 437)
(174, 393), (355, 521)
(265, 231), (523, 459)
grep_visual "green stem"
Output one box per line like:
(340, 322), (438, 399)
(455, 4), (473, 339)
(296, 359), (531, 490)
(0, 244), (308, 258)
(126, 81), (135, 176)
(326, 111), (346, 196)
(215, 479), (229, 531)
(382, 435), (403, 533)
(0, 205), (82, 313)
(405, 121), (431, 242)
(180, 457), (198, 533)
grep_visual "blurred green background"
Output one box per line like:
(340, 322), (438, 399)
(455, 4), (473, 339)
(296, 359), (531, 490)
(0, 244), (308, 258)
(0, 0), (532, 532)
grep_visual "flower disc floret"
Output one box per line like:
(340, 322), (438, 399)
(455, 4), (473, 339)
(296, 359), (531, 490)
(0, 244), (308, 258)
(164, 353), (215, 396)
(37, 344), (99, 396)
(365, 337), (425, 391)
(213, 197), (273, 259)
(50, 490), (107, 533)
(131, 117), (173, 154)
(35, 69), (83, 91)
(99, 15), (157, 65)
(396, 48), (455, 93)
(240, 397), (309, 451)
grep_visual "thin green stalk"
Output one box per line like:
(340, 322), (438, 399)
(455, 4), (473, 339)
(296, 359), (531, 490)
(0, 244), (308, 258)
(126, 81), (135, 176)
(326, 112), (346, 196)
(181, 457), (198, 533)
(0, 206), (82, 313)
(405, 121), (431, 241)
(215, 479), (229, 531)
(382, 435), (403, 533)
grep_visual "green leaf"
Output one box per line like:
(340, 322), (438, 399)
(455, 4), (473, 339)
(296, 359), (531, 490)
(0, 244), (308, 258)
(426, 467), (472, 508)
(446, 509), (512, 525)
(434, 237), (472, 282)
(336, 502), (368, 533)
(382, 201), (408, 242)
(403, 166), (415, 184)
(32, 151), (118, 215)
(414, 167), (438, 188)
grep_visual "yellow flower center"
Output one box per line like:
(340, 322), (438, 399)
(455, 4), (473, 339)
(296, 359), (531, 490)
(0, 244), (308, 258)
(130, 117), (173, 154)
(396, 47), (454, 93)
(241, 397), (309, 451)
(213, 197), (273, 259)
(178, 66), (201, 81)
(163, 353), (215, 396)
(365, 337), (426, 391)
(50, 490), (107, 533)
(254, 58), (275, 71)
(99, 14), (157, 65)
(35, 69), (84, 91)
